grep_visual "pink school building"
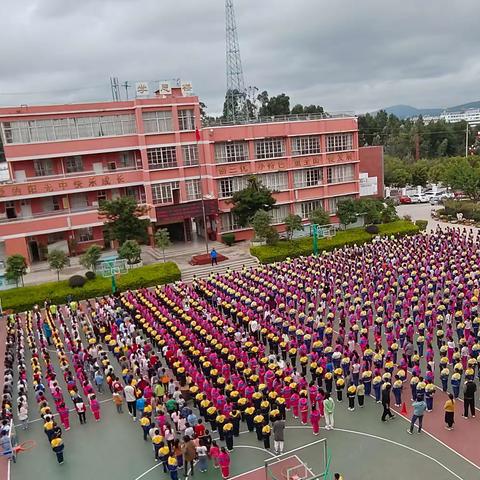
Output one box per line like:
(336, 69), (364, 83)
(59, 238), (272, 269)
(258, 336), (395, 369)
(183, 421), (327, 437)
(0, 87), (382, 264)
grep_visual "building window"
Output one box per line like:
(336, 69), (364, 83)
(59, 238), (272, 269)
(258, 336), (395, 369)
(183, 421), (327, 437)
(151, 182), (179, 204)
(296, 200), (322, 219)
(293, 168), (323, 188)
(118, 151), (136, 169)
(220, 212), (241, 232)
(65, 156), (83, 174)
(218, 176), (248, 198)
(255, 138), (285, 159)
(327, 164), (355, 184)
(147, 147), (177, 169)
(142, 110), (172, 133)
(327, 195), (356, 214)
(291, 136), (320, 156)
(77, 227), (93, 243)
(34, 159), (53, 177)
(1, 115), (136, 144)
(185, 179), (201, 201)
(214, 142), (248, 163)
(269, 204), (290, 224)
(182, 144), (199, 166)
(326, 133), (353, 152)
(258, 172), (288, 191)
(97, 190), (107, 202)
(178, 109), (195, 131)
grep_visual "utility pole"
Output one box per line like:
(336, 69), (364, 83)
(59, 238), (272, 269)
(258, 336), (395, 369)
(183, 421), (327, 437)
(110, 77), (120, 101)
(122, 81), (131, 100)
(465, 123), (469, 157)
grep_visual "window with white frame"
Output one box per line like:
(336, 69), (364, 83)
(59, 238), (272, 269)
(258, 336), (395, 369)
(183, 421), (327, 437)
(34, 159), (53, 177)
(185, 179), (201, 201)
(76, 227), (93, 243)
(182, 144), (199, 166)
(269, 204), (290, 224)
(293, 168), (323, 188)
(327, 164), (355, 184)
(327, 195), (356, 214)
(65, 156), (83, 173)
(178, 109), (195, 131)
(218, 176), (248, 198)
(220, 212), (241, 232)
(291, 136), (321, 156)
(118, 151), (136, 168)
(147, 147), (177, 169)
(258, 172), (288, 191)
(142, 110), (172, 133)
(214, 142), (248, 163)
(151, 182), (180, 204)
(1, 115), (136, 144)
(296, 200), (322, 219)
(326, 133), (353, 152)
(255, 138), (285, 159)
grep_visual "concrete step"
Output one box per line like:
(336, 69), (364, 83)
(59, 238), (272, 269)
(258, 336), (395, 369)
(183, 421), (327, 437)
(181, 256), (259, 283)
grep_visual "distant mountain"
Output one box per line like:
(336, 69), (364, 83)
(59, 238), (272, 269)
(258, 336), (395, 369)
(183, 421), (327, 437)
(377, 100), (480, 119)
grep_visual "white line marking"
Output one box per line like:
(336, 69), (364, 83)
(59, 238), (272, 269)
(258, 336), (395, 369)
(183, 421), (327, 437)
(133, 463), (160, 480)
(285, 426), (469, 480)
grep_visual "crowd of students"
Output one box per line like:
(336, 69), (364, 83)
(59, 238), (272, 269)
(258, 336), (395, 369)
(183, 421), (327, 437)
(2, 226), (480, 479)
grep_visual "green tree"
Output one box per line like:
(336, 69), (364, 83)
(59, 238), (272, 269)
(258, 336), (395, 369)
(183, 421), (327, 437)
(251, 210), (273, 242)
(384, 156), (412, 187)
(258, 93), (290, 116)
(155, 228), (172, 262)
(442, 156), (480, 201)
(230, 176), (276, 227)
(284, 214), (303, 240)
(5, 254), (28, 287)
(337, 199), (358, 227)
(80, 245), (102, 271)
(308, 207), (330, 226)
(98, 197), (150, 245)
(409, 160), (429, 187)
(118, 240), (142, 265)
(47, 249), (70, 281)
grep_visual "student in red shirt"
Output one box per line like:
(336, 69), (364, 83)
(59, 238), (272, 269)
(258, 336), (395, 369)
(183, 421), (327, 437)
(194, 418), (206, 437)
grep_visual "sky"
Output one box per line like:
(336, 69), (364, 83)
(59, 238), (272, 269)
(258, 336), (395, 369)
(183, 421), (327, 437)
(0, 0), (479, 115)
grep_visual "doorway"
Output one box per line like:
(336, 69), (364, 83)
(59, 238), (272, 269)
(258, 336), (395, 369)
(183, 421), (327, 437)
(29, 240), (40, 262)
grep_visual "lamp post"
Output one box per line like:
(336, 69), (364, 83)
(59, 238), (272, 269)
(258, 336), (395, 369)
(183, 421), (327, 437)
(313, 224), (319, 255)
(195, 128), (210, 254)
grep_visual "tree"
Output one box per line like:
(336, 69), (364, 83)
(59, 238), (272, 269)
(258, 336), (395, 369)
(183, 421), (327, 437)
(251, 210), (273, 242)
(5, 254), (27, 287)
(337, 199), (358, 227)
(384, 155), (412, 187)
(98, 197), (150, 245)
(308, 207), (330, 226)
(284, 214), (303, 240)
(258, 92), (290, 117)
(230, 176), (276, 227)
(155, 228), (172, 262)
(409, 160), (429, 187)
(118, 240), (142, 265)
(47, 249), (70, 281)
(442, 157), (480, 201)
(80, 245), (102, 271)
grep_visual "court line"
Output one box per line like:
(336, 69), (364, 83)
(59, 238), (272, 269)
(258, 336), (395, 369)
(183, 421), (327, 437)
(285, 426), (467, 480)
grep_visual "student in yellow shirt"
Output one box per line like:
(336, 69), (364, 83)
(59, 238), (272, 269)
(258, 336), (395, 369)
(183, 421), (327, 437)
(444, 393), (455, 430)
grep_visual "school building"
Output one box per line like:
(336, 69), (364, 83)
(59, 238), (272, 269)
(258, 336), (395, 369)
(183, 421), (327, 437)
(0, 86), (383, 264)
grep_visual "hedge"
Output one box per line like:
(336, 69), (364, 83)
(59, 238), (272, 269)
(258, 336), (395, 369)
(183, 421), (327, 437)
(1, 262), (181, 313)
(250, 220), (419, 264)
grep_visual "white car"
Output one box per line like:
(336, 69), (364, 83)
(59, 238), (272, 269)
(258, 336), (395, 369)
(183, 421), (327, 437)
(409, 194), (428, 204)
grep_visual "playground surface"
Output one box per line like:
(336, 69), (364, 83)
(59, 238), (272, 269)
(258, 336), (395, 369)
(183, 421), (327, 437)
(4, 310), (480, 480)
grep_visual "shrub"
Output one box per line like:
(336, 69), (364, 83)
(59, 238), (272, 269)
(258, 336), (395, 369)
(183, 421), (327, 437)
(415, 220), (428, 231)
(251, 221), (419, 263)
(1, 262), (181, 313)
(222, 233), (235, 246)
(69, 275), (86, 288)
(403, 214), (412, 222)
(85, 271), (96, 280)
(265, 227), (280, 246)
(365, 224), (379, 234)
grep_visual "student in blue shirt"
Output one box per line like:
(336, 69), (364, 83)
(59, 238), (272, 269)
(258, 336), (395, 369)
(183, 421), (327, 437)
(407, 396), (427, 434)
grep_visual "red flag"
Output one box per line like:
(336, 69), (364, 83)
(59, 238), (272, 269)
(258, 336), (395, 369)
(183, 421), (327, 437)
(195, 128), (201, 142)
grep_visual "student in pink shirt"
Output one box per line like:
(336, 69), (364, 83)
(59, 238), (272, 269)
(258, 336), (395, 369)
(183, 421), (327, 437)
(310, 405), (321, 435)
(57, 402), (70, 431)
(299, 395), (309, 425)
(90, 394), (101, 421)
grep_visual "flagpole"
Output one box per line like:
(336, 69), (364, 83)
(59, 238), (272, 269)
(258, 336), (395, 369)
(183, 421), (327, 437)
(196, 128), (210, 254)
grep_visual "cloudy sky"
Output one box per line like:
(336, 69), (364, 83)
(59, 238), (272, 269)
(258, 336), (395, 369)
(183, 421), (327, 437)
(0, 0), (479, 115)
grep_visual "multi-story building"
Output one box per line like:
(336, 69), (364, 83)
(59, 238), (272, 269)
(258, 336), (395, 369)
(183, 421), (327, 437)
(0, 87), (382, 264)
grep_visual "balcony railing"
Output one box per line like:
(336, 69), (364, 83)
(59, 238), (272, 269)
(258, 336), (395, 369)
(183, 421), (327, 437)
(205, 112), (356, 127)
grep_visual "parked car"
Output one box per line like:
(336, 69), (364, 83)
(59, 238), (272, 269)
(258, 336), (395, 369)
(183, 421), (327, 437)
(399, 196), (412, 204)
(409, 194), (428, 203)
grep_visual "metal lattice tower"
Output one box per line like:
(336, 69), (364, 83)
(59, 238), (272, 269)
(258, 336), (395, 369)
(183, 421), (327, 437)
(225, 0), (246, 121)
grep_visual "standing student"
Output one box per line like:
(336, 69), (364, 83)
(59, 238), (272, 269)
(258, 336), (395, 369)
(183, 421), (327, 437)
(74, 397), (87, 424)
(381, 384), (395, 422)
(51, 435), (65, 464)
(167, 455), (179, 480)
(463, 379), (477, 418)
(218, 447), (231, 479)
(196, 442), (209, 473)
(210, 248), (218, 266)
(182, 436), (196, 477)
(272, 418), (285, 454)
(262, 423), (272, 450)
(310, 405), (321, 435)
(210, 440), (220, 468)
(124, 383), (137, 420)
(356, 382), (365, 408)
(223, 422), (234, 451)
(90, 394), (101, 422)
(113, 391), (123, 413)
(18, 401), (29, 430)
(407, 397), (427, 434)
(444, 393), (455, 430)
(57, 402), (70, 431)
(323, 392), (335, 430)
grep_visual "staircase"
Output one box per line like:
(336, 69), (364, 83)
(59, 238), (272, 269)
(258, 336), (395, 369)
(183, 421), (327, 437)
(180, 254), (259, 283)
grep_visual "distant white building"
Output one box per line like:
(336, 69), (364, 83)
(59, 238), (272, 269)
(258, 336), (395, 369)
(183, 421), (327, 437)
(441, 108), (480, 124)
